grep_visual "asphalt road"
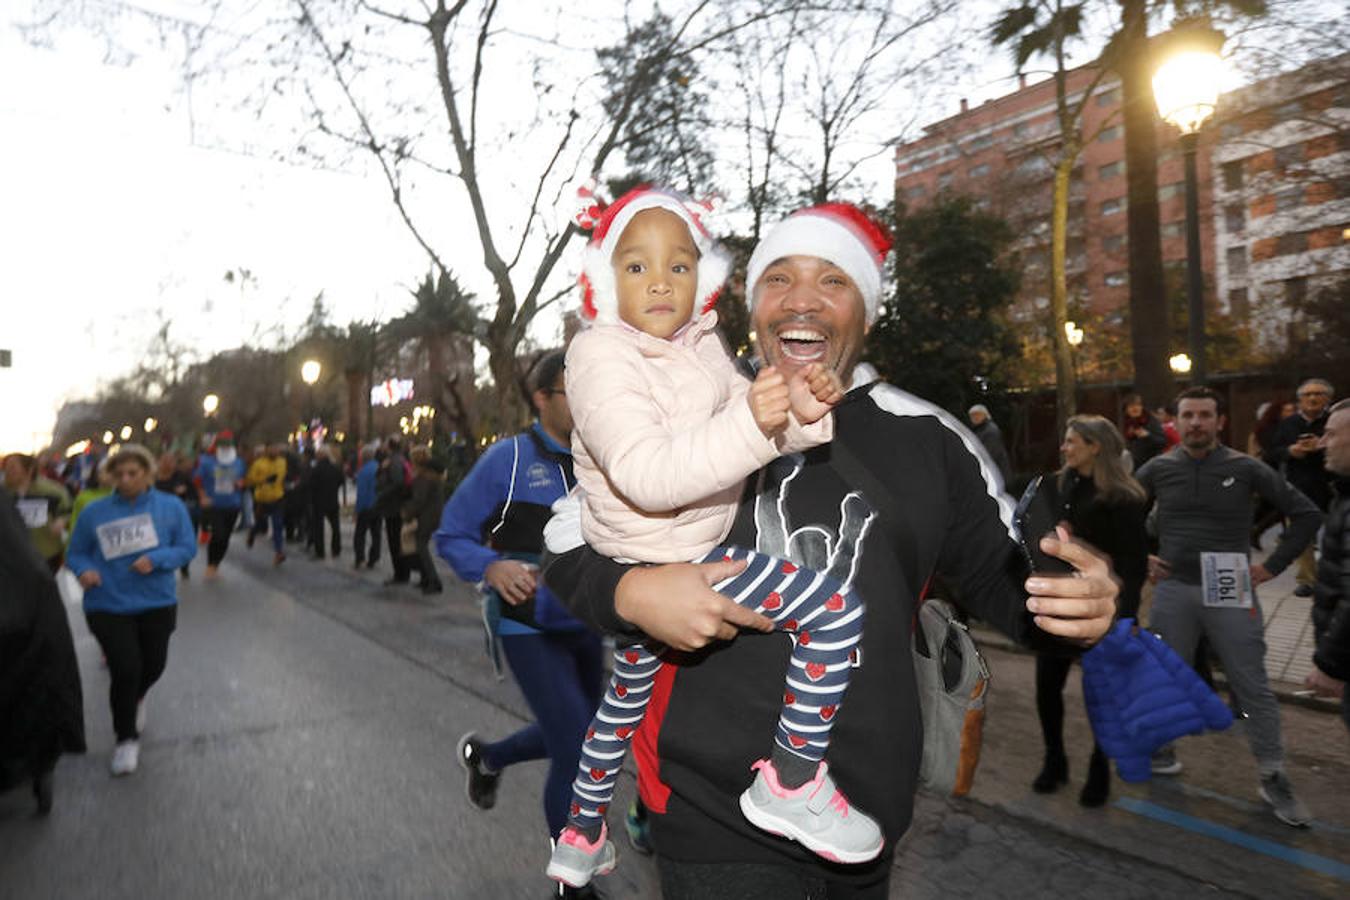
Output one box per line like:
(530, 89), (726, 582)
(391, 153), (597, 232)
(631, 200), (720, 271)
(2, 538), (1347, 899)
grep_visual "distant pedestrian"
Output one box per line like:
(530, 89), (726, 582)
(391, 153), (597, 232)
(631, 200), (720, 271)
(246, 443), (288, 566)
(1032, 416), (1148, 807)
(309, 445), (343, 560)
(2, 453), (73, 574)
(1247, 398), (1291, 465)
(352, 444), (382, 570)
(1306, 399), (1349, 731)
(1155, 405), (1181, 450)
(66, 444), (195, 776)
(155, 452), (197, 578)
(1269, 378), (1335, 597)
(69, 457), (114, 535)
(0, 486), (86, 813)
(283, 446), (308, 545)
(1138, 387), (1320, 827)
(194, 430), (247, 578)
(402, 447), (446, 595)
(375, 436), (414, 586)
(1121, 393), (1167, 470)
(967, 404), (1013, 484)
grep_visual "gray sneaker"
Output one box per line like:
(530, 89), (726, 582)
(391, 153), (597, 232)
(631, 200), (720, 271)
(546, 824), (617, 888)
(1150, 747), (1183, 776)
(739, 758), (883, 864)
(1259, 771), (1311, 828)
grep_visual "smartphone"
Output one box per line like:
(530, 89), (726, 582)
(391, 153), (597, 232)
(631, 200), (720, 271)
(1014, 475), (1074, 575)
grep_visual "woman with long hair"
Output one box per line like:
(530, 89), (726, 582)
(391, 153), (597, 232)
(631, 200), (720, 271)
(1032, 415), (1149, 806)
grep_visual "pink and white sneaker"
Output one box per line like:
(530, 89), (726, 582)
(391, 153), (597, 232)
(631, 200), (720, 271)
(546, 823), (617, 888)
(739, 758), (884, 863)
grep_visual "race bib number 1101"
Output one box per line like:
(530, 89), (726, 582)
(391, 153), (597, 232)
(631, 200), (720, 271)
(1200, 552), (1254, 609)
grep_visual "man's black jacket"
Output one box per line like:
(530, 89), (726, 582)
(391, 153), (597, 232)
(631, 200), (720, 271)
(1314, 477), (1350, 680)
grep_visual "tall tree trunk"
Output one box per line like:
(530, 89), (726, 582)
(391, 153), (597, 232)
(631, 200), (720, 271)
(1118, 0), (1171, 407)
(1051, 157), (1077, 434)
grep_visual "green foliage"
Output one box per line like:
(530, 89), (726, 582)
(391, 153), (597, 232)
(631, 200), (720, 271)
(865, 196), (1022, 415)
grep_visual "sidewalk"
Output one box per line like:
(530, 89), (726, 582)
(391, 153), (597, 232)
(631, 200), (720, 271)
(972, 541), (1337, 711)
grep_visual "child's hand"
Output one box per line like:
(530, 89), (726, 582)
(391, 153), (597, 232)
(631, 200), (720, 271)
(749, 366), (791, 437)
(789, 363), (844, 425)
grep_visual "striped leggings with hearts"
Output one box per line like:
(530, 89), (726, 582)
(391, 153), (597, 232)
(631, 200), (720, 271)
(566, 545), (864, 832)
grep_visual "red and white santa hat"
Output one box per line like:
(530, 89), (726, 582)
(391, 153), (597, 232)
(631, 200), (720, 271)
(576, 185), (732, 326)
(744, 203), (892, 324)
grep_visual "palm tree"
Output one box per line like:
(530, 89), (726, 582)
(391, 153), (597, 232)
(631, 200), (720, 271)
(389, 271), (480, 445)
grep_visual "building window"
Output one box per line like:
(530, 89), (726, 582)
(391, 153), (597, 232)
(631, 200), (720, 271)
(1228, 287), (1250, 317)
(1102, 234), (1125, 253)
(970, 163), (991, 178)
(1224, 205), (1245, 233)
(1226, 246), (1247, 276)
(1016, 155), (1052, 177)
(1273, 100), (1302, 121)
(1104, 271), (1128, 287)
(1277, 232), (1308, 255)
(1096, 88), (1119, 107)
(1275, 186), (1303, 212)
(1101, 197), (1123, 216)
(1097, 125), (1122, 143)
(1158, 181), (1184, 201)
(938, 171), (954, 189)
(1162, 221), (1184, 239)
(1275, 143), (1303, 169)
(1012, 122), (1028, 138)
(1285, 276), (1308, 306)
(1222, 160), (1244, 191)
(1098, 161), (1123, 179)
(969, 134), (994, 152)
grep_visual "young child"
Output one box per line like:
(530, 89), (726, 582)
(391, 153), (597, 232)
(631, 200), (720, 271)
(545, 187), (883, 889)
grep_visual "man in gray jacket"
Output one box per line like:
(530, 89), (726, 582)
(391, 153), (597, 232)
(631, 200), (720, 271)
(1136, 386), (1321, 827)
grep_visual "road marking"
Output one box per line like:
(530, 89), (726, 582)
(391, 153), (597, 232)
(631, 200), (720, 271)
(1115, 797), (1350, 882)
(1145, 780), (1350, 836)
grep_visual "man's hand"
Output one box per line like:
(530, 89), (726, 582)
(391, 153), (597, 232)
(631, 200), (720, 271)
(1305, 666), (1344, 699)
(1147, 554), (1172, 584)
(1025, 526), (1118, 644)
(788, 363), (844, 426)
(749, 366), (791, 437)
(485, 559), (538, 606)
(1250, 562), (1274, 586)
(131, 555), (154, 574)
(77, 570), (102, 589)
(615, 558), (773, 652)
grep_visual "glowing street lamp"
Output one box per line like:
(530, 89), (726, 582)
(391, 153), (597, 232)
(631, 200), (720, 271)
(1169, 353), (1193, 375)
(301, 359), (322, 385)
(1154, 17), (1225, 385)
(1064, 321), (1085, 347)
(144, 417), (158, 433)
(119, 425), (133, 441)
(102, 430), (115, 445)
(203, 393), (220, 416)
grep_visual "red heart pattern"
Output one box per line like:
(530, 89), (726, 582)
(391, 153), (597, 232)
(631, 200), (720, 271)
(820, 704), (837, 721)
(762, 592), (783, 611)
(788, 735), (808, 748)
(624, 650), (640, 664)
(615, 726), (633, 739)
(615, 685), (628, 698)
(783, 619), (798, 632)
(798, 631), (811, 646)
(781, 562), (798, 574)
(571, 802), (581, 816)
(805, 661), (827, 681)
(784, 690), (796, 705)
(586, 728), (595, 741)
(590, 767), (607, 781)
(825, 593), (845, 612)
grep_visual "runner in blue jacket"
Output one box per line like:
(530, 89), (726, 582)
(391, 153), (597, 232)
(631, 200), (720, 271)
(194, 429), (246, 577)
(67, 444), (195, 777)
(433, 351), (618, 899)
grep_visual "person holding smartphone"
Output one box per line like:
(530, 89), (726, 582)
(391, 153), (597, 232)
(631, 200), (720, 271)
(1029, 416), (1148, 807)
(1269, 378), (1335, 596)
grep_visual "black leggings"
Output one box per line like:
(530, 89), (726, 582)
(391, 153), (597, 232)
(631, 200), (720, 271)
(206, 507), (239, 566)
(86, 606), (177, 742)
(311, 506), (340, 557)
(1035, 652), (1106, 764)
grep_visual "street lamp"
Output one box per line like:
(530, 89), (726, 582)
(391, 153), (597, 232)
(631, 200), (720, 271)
(102, 430), (114, 445)
(1154, 17), (1225, 385)
(144, 417), (158, 433)
(1169, 352), (1193, 375)
(301, 360), (322, 439)
(119, 425), (133, 441)
(203, 393), (220, 416)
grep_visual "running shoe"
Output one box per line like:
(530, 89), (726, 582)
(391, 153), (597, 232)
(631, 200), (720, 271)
(1259, 771), (1311, 827)
(739, 758), (883, 864)
(546, 824), (617, 888)
(624, 800), (653, 855)
(1150, 747), (1183, 775)
(456, 732), (500, 810)
(110, 740), (139, 776)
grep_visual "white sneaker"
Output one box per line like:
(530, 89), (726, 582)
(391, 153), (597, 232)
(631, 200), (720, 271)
(110, 740), (139, 776)
(136, 699), (147, 735)
(739, 758), (883, 864)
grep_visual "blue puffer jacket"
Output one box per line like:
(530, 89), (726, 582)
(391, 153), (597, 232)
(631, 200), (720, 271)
(1082, 619), (1233, 781)
(66, 488), (196, 615)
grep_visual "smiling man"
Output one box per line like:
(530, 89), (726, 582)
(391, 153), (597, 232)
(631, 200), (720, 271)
(545, 202), (1120, 899)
